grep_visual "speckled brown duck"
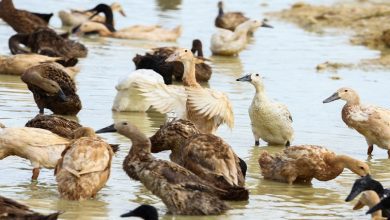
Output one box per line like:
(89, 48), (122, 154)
(150, 119), (248, 200)
(25, 114), (81, 139)
(0, 195), (61, 220)
(21, 63), (82, 115)
(0, 0), (49, 34)
(96, 121), (229, 215)
(9, 28), (88, 67)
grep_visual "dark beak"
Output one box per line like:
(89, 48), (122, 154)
(366, 202), (384, 214)
(96, 124), (116, 133)
(58, 90), (67, 102)
(261, 22), (273, 28)
(120, 210), (136, 217)
(236, 74), (251, 82)
(71, 25), (81, 34)
(323, 92), (340, 103)
(345, 186), (363, 202)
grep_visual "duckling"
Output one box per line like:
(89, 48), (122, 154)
(25, 114), (81, 139)
(112, 69), (167, 112)
(215, 1), (249, 31)
(0, 54), (79, 78)
(0, 195), (61, 220)
(150, 119), (248, 200)
(9, 28), (88, 66)
(58, 2), (126, 27)
(0, 125), (69, 180)
(121, 204), (158, 220)
(55, 127), (114, 200)
(135, 48), (233, 134)
(0, 0), (49, 34)
(367, 196), (390, 218)
(323, 87), (390, 157)
(237, 73), (294, 146)
(73, 4), (181, 42)
(352, 190), (382, 220)
(258, 145), (370, 184)
(96, 121), (229, 215)
(21, 63), (82, 115)
(210, 19), (272, 56)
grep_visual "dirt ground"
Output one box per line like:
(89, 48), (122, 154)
(267, 0), (390, 72)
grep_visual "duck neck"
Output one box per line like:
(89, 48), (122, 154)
(98, 6), (116, 32)
(182, 59), (200, 87)
(253, 84), (268, 102)
(332, 155), (356, 174)
(196, 47), (204, 57)
(218, 5), (223, 16)
(0, 0), (15, 12)
(346, 96), (360, 106)
(123, 128), (152, 159)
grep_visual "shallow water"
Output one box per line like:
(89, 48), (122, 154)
(1, 0), (390, 219)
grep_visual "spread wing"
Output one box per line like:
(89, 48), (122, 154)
(186, 87), (234, 128)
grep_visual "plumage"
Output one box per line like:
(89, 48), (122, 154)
(0, 0), (49, 34)
(0, 54), (79, 78)
(352, 190), (382, 220)
(132, 54), (173, 85)
(96, 122), (229, 215)
(258, 145), (370, 184)
(150, 119), (248, 200)
(0, 195), (61, 220)
(215, 1), (249, 31)
(21, 63), (82, 115)
(367, 196), (390, 218)
(210, 19), (272, 56)
(55, 127), (114, 200)
(136, 48), (233, 134)
(121, 204), (158, 220)
(237, 73), (294, 146)
(323, 87), (390, 157)
(25, 114), (81, 139)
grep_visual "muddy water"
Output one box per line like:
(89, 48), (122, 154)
(1, 0), (390, 219)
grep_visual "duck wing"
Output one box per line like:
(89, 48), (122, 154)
(275, 102), (293, 122)
(186, 87), (234, 128)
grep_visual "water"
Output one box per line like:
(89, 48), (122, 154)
(1, 0), (390, 219)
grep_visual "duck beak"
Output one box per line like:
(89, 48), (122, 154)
(261, 22), (273, 28)
(71, 24), (81, 35)
(323, 92), (340, 103)
(96, 124), (116, 133)
(345, 185), (364, 202)
(58, 90), (68, 102)
(236, 74), (251, 82)
(119, 9), (126, 17)
(120, 210), (136, 217)
(366, 202), (384, 214)
(165, 53), (179, 62)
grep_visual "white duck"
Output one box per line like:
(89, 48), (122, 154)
(135, 48), (234, 134)
(210, 19), (272, 56)
(323, 87), (390, 157)
(58, 2), (126, 27)
(112, 69), (166, 112)
(237, 73), (294, 146)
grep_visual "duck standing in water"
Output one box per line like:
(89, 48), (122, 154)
(237, 73), (293, 146)
(150, 119), (249, 200)
(215, 1), (249, 31)
(323, 87), (390, 157)
(96, 121), (229, 215)
(21, 63), (82, 115)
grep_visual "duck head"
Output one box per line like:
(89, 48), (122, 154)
(217, 1), (224, 15)
(323, 87), (360, 105)
(85, 3), (116, 32)
(191, 39), (204, 57)
(345, 175), (381, 202)
(236, 73), (265, 91)
(111, 2), (126, 17)
(236, 19), (273, 34)
(165, 48), (194, 63)
(120, 204), (158, 220)
(149, 119), (200, 153)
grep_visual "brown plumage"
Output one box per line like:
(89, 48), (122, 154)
(25, 114), (81, 139)
(21, 63), (82, 115)
(215, 1), (249, 31)
(55, 127), (114, 200)
(150, 119), (248, 200)
(0, 0), (48, 34)
(259, 145), (370, 184)
(0, 195), (61, 220)
(96, 122), (229, 215)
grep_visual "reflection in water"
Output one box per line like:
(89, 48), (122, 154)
(211, 55), (243, 77)
(155, 0), (181, 11)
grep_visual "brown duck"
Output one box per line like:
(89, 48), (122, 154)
(215, 1), (248, 31)
(0, 0), (49, 34)
(96, 121), (229, 215)
(21, 63), (82, 115)
(150, 119), (248, 200)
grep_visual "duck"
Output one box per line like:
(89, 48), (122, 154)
(323, 87), (390, 157)
(352, 190), (382, 220)
(237, 73), (294, 146)
(0, 0), (49, 34)
(0, 54), (79, 78)
(21, 63), (82, 115)
(55, 127), (114, 200)
(96, 121), (229, 215)
(9, 28), (88, 66)
(258, 145), (370, 184)
(0, 124), (69, 180)
(72, 4), (181, 42)
(367, 196), (390, 218)
(214, 1), (249, 32)
(133, 39), (212, 83)
(210, 19), (272, 56)
(150, 119), (248, 200)
(112, 69), (166, 112)
(58, 2), (126, 27)
(0, 195), (61, 220)
(135, 48), (233, 134)
(121, 204), (158, 220)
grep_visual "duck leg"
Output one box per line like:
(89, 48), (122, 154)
(32, 168), (40, 180)
(255, 140), (260, 146)
(367, 145), (373, 156)
(39, 108), (44, 114)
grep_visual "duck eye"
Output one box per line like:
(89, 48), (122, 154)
(255, 74), (259, 76)
(123, 122), (128, 125)
(184, 49), (188, 52)
(359, 166), (364, 170)
(344, 90), (348, 92)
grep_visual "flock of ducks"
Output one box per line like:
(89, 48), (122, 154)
(0, 0), (389, 219)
